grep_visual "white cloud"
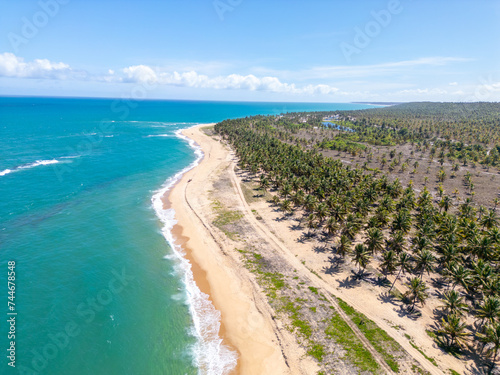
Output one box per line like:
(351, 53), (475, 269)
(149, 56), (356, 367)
(2, 53), (496, 102)
(290, 57), (474, 80)
(0, 52), (73, 79)
(398, 88), (448, 95)
(121, 65), (339, 95)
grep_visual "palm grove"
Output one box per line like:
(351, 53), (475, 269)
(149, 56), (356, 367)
(215, 102), (500, 369)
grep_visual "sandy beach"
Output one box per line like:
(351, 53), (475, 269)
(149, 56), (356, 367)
(165, 124), (472, 375)
(164, 124), (295, 374)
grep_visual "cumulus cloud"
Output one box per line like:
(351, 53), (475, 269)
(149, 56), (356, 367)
(0, 52), (74, 79)
(120, 65), (339, 95)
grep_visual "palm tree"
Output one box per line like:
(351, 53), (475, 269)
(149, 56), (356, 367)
(405, 277), (429, 311)
(315, 202), (329, 224)
(305, 213), (318, 236)
(335, 234), (351, 258)
(438, 314), (469, 349)
(476, 322), (500, 368)
(414, 249), (435, 278)
(380, 250), (397, 276)
(389, 252), (412, 292)
(439, 195), (452, 213)
(280, 199), (293, 215)
(481, 209), (499, 230)
(447, 263), (473, 293)
(365, 227), (385, 255)
(259, 174), (270, 193)
(343, 214), (361, 240)
(477, 297), (500, 326)
(351, 244), (371, 276)
(441, 290), (469, 317)
(386, 231), (406, 254)
(324, 216), (338, 241)
(391, 209), (412, 234)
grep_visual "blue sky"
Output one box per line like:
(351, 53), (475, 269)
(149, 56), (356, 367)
(0, 0), (499, 102)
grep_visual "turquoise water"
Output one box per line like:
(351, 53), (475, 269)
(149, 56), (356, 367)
(0, 97), (372, 375)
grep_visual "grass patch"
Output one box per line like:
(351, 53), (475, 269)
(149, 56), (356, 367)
(211, 199), (244, 240)
(308, 286), (319, 294)
(280, 298), (313, 339)
(307, 343), (326, 362)
(241, 182), (261, 204)
(201, 125), (215, 136)
(337, 298), (401, 372)
(239, 249), (286, 299)
(448, 370), (460, 375)
(411, 364), (430, 375)
(409, 341), (438, 367)
(325, 312), (380, 373)
(425, 329), (437, 339)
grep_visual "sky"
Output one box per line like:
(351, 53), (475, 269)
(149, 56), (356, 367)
(0, 0), (499, 103)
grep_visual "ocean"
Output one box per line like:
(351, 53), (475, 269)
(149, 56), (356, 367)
(0, 97), (372, 375)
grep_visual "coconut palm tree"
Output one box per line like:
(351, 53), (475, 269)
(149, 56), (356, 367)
(335, 234), (351, 259)
(380, 250), (397, 277)
(352, 244), (371, 276)
(477, 297), (500, 326)
(439, 195), (452, 213)
(481, 209), (499, 230)
(438, 314), (469, 349)
(391, 209), (412, 234)
(414, 249), (435, 278)
(447, 263), (473, 293)
(389, 252), (412, 292)
(324, 216), (338, 241)
(365, 227), (385, 255)
(386, 231), (406, 254)
(305, 213), (318, 236)
(259, 174), (270, 193)
(405, 277), (429, 311)
(280, 199), (293, 215)
(476, 322), (500, 368)
(441, 290), (469, 317)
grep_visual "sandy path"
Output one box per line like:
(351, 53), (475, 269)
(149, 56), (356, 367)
(227, 163), (450, 375)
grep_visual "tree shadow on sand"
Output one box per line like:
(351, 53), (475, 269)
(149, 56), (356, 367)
(323, 256), (344, 275)
(396, 303), (422, 320)
(313, 244), (329, 253)
(377, 291), (399, 306)
(338, 274), (362, 289)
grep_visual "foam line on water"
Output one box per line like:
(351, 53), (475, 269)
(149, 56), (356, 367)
(1, 159), (61, 177)
(152, 125), (237, 375)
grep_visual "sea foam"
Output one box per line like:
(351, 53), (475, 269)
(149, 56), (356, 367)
(0, 159), (60, 177)
(152, 126), (238, 375)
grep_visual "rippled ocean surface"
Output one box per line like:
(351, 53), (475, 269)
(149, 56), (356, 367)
(0, 97), (371, 375)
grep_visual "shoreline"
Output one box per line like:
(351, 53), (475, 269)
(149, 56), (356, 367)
(160, 122), (470, 375)
(162, 124), (290, 374)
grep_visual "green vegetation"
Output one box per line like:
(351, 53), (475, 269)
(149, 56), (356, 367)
(308, 343), (326, 362)
(215, 104), (500, 369)
(211, 199), (243, 239)
(337, 298), (400, 372)
(409, 341), (438, 367)
(308, 286), (319, 294)
(325, 312), (380, 373)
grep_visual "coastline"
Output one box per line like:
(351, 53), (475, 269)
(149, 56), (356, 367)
(163, 124), (291, 374)
(160, 123), (470, 375)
